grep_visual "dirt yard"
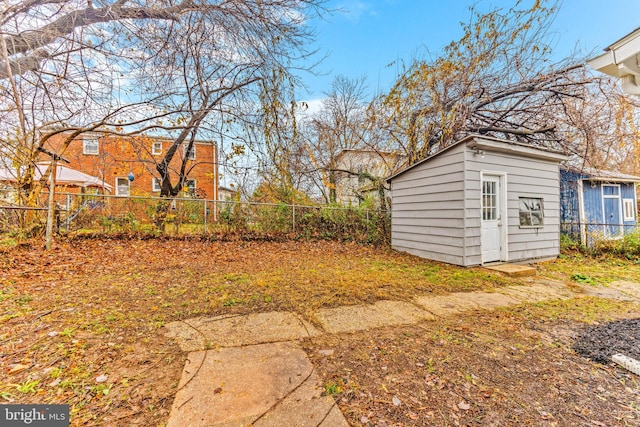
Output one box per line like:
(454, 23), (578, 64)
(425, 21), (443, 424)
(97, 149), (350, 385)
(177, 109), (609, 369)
(1, 237), (639, 426)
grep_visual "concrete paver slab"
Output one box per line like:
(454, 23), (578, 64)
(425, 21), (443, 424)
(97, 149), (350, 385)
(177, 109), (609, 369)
(252, 385), (348, 427)
(164, 312), (322, 352)
(454, 291), (521, 309)
(316, 300), (434, 334)
(485, 263), (536, 277)
(535, 279), (580, 294)
(164, 277), (638, 427)
(497, 283), (574, 303)
(577, 284), (637, 301)
(413, 294), (480, 317)
(609, 281), (640, 300)
(166, 342), (348, 427)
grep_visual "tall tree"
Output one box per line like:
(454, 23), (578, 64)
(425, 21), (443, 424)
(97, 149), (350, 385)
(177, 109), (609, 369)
(378, 0), (637, 168)
(300, 75), (373, 203)
(0, 0), (325, 206)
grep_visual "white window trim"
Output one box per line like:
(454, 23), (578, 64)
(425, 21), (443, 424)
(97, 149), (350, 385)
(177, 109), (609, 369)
(183, 143), (196, 160)
(601, 183), (623, 238)
(623, 198), (636, 221)
(482, 179), (498, 221)
(518, 197), (545, 228)
(601, 183), (622, 224)
(601, 183), (621, 198)
(83, 137), (99, 155)
(152, 177), (161, 192)
(115, 177), (130, 196)
(152, 141), (162, 155)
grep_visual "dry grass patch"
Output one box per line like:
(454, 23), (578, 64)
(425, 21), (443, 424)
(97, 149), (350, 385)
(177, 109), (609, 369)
(540, 252), (640, 286)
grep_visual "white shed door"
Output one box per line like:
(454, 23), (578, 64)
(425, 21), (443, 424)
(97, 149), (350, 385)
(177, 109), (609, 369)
(481, 175), (502, 263)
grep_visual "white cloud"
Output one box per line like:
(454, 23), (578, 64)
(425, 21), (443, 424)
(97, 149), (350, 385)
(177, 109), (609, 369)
(338, 1), (377, 22)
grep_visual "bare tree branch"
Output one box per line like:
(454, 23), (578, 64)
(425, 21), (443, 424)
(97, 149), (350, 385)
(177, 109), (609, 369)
(2, 0), (195, 57)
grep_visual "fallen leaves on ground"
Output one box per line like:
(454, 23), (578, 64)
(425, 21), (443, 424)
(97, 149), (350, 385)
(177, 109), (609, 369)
(1, 236), (639, 426)
(305, 305), (640, 426)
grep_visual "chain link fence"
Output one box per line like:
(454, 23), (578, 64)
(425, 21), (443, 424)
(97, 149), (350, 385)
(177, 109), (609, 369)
(561, 222), (640, 248)
(1, 192), (390, 244)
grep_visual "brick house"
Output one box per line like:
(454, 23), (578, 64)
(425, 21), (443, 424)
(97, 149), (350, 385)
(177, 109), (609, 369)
(42, 132), (219, 200)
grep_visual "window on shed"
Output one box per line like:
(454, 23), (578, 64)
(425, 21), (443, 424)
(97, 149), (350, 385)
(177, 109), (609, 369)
(623, 199), (636, 221)
(519, 197), (544, 227)
(482, 180), (497, 220)
(602, 184), (620, 197)
(83, 137), (99, 155)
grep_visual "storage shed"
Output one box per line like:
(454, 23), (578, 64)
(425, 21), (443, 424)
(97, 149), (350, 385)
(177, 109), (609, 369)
(560, 167), (640, 245)
(387, 135), (568, 266)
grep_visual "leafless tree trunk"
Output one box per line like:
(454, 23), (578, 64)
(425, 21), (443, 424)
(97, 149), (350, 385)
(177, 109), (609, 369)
(298, 75), (384, 203)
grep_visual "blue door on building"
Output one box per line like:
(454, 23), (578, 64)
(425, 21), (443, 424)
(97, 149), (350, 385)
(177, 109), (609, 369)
(602, 184), (622, 237)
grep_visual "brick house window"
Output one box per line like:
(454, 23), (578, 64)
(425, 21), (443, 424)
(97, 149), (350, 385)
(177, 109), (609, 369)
(185, 179), (196, 197)
(152, 177), (162, 192)
(83, 137), (99, 155)
(152, 141), (162, 155)
(116, 177), (130, 196)
(183, 143), (196, 160)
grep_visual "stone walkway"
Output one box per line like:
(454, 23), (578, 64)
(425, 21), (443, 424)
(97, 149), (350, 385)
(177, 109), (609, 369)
(163, 278), (640, 426)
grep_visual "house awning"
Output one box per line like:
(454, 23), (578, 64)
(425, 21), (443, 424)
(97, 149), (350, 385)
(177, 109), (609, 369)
(0, 163), (113, 191)
(588, 27), (640, 94)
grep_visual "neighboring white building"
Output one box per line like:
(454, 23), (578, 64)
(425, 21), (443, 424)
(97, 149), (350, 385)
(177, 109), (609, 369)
(0, 162), (113, 203)
(218, 185), (239, 201)
(387, 135), (568, 267)
(588, 27), (640, 95)
(334, 149), (405, 205)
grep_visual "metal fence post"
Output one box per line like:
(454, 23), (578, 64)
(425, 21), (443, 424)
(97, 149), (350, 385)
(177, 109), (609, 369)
(203, 199), (207, 233)
(292, 205), (296, 232)
(45, 159), (57, 250)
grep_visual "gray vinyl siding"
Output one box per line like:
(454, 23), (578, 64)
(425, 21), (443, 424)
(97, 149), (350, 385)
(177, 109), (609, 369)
(389, 136), (564, 266)
(390, 145), (467, 265)
(465, 149), (561, 263)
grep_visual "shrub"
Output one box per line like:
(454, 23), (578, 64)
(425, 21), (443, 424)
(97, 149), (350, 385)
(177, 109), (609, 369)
(583, 228), (640, 260)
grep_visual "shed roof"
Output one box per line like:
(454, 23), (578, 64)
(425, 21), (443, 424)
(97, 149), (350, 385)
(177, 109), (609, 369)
(386, 135), (568, 182)
(561, 166), (640, 183)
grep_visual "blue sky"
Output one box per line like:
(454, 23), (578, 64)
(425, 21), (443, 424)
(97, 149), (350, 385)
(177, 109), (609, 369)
(302, 0), (640, 101)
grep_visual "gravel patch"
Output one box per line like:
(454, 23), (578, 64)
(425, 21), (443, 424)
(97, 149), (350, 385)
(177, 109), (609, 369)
(573, 318), (640, 364)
